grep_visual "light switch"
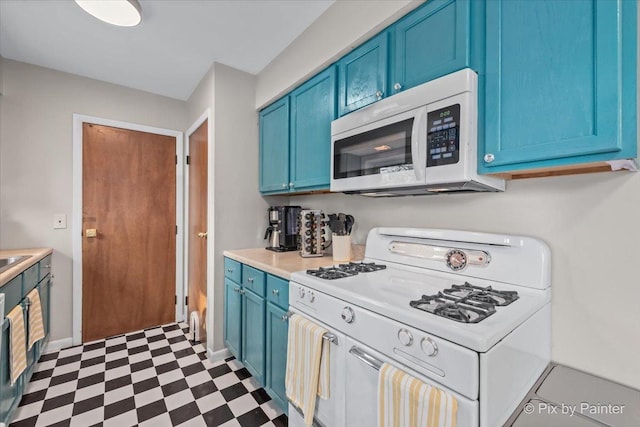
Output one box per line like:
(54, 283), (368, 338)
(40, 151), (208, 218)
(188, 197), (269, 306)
(53, 214), (67, 229)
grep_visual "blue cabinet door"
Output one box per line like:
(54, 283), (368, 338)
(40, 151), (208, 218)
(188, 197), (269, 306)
(0, 320), (21, 425)
(259, 97), (290, 193)
(480, 0), (637, 174)
(224, 279), (242, 360)
(338, 32), (389, 116)
(241, 289), (265, 385)
(290, 66), (337, 191)
(41, 278), (51, 341)
(265, 302), (288, 413)
(391, 0), (470, 95)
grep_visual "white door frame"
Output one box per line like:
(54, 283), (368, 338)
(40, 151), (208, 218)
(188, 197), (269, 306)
(184, 109), (212, 346)
(72, 114), (184, 345)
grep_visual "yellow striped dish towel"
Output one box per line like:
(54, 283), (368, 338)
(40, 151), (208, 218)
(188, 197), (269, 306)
(378, 363), (458, 427)
(7, 305), (27, 385)
(27, 288), (45, 349)
(285, 314), (331, 426)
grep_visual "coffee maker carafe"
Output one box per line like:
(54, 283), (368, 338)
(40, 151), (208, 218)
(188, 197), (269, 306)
(265, 206), (301, 252)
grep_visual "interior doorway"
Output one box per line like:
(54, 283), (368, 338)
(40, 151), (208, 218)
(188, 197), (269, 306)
(72, 115), (184, 345)
(186, 115), (208, 344)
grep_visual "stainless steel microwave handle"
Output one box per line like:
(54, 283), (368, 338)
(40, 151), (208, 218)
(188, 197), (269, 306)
(349, 345), (383, 371)
(411, 108), (427, 182)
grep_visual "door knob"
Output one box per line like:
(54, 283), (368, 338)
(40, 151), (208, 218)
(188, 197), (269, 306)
(197, 232), (208, 238)
(85, 229), (97, 238)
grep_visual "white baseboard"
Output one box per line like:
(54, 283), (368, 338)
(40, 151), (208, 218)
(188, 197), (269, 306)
(43, 337), (74, 354)
(208, 347), (231, 362)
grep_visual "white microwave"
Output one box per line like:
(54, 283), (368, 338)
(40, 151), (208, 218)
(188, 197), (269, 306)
(330, 68), (504, 196)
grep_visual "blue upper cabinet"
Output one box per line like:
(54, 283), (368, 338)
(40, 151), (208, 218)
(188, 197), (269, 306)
(338, 32), (389, 116)
(290, 66), (337, 191)
(390, 0), (470, 95)
(480, 0), (637, 175)
(259, 97), (290, 193)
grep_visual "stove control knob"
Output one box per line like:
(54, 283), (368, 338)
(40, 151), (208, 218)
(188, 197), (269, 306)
(309, 291), (315, 302)
(421, 337), (438, 357)
(397, 329), (413, 346)
(341, 306), (355, 324)
(298, 287), (305, 299)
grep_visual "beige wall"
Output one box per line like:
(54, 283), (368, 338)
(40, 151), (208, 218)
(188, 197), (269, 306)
(260, 0), (640, 389)
(0, 59), (187, 342)
(187, 63), (286, 353)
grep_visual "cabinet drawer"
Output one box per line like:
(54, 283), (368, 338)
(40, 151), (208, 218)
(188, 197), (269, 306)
(2, 276), (22, 317)
(266, 275), (289, 309)
(22, 264), (38, 296)
(38, 255), (52, 282)
(224, 258), (241, 283)
(242, 265), (266, 297)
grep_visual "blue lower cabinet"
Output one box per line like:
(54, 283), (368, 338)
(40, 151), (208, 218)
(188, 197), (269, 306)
(224, 278), (242, 360)
(241, 289), (266, 385)
(0, 320), (21, 425)
(225, 259), (290, 412)
(265, 302), (288, 413)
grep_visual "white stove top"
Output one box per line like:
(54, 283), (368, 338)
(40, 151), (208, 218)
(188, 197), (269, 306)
(290, 260), (550, 352)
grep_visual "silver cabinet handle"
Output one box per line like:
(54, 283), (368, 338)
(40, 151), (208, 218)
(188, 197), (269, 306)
(44, 264), (51, 269)
(239, 289), (245, 294)
(227, 268), (233, 273)
(375, 90), (383, 99)
(349, 346), (383, 370)
(282, 183), (287, 188)
(289, 182), (294, 188)
(484, 153), (495, 163)
(247, 277), (254, 284)
(281, 315), (288, 322)
(393, 82), (402, 91)
(233, 287), (240, 293)
(272, 289), (279, 295)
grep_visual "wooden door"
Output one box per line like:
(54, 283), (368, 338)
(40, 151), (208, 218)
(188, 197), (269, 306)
(187, 120), (208, 343)
(82, 123), (176, 342)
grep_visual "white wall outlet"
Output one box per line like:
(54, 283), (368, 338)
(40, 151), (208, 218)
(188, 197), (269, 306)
(53, 214), (67, 229)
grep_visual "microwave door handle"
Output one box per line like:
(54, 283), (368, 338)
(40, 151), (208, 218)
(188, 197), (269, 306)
(411, 108), (427, 182)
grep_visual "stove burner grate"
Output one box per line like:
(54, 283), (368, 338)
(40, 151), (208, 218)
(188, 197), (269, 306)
(410, 292), (496, 323)
(306, 262), (386, 280)
(410, 282), (518, 323)
(443, 282), (519, 306)
(337, 262), (387, 274)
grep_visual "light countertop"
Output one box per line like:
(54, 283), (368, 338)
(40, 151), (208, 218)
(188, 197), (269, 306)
(0, 248), (53, 287)
(223, 245), (365, 280)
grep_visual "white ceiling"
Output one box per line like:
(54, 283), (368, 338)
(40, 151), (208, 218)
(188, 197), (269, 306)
(0, 0), (333, 100)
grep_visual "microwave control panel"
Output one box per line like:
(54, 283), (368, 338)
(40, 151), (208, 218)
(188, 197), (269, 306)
(427, 104), (460, 167)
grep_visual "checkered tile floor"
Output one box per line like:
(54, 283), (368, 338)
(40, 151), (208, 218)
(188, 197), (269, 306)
(9, 323), (287, 427)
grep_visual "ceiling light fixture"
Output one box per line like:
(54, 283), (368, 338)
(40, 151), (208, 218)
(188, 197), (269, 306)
(74, 0), (142, 27)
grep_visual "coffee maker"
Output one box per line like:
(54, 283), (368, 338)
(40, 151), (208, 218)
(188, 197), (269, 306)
(265, 206), (301, 252)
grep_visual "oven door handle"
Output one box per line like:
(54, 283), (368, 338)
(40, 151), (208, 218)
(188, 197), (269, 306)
(285, 311), (339, 345)
(349, 346), (383, 371)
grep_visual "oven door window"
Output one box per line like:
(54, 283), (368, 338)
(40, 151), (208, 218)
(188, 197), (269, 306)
(334, 118), (414, 179)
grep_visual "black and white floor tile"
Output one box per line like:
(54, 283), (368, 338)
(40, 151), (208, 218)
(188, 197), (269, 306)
(10, 323), (287, 427)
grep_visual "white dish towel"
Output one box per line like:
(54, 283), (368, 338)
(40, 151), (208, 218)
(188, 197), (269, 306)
(285, 313), (331, 426)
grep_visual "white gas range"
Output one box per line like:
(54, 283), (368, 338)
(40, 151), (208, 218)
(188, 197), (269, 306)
(287, 227), (551, 427)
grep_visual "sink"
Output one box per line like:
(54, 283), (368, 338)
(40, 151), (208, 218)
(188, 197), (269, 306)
(0, 255), (31, 273)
